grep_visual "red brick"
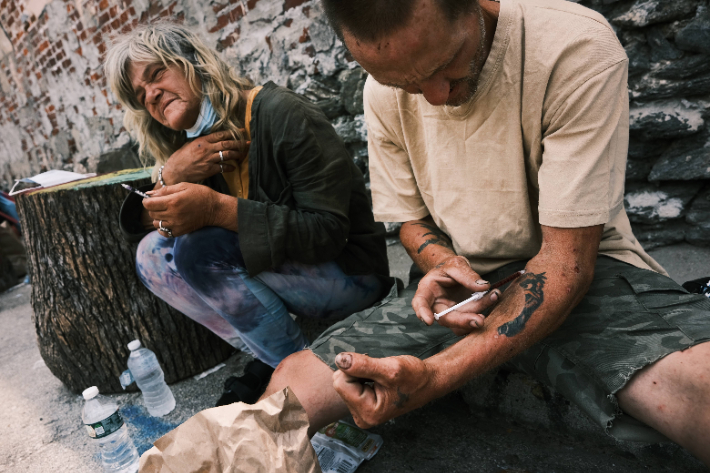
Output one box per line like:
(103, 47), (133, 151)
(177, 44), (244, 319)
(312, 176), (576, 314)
(38, 40), (49, 52)
(75, 47), (82, 56)
(148, 2), (161, 15)
(109, 5), (118, 17)
(283, 18), (293, 27)
(298, 27), (309, 43)
(210, 13), (229, 33)
(111, 18), (120, 29)
(229, 6), (244, 22)
(92, 34), (102, 45)
(35, 71), (42, 79)
(305, 45), (315, 57)
(99, 0), (109, 11)
(98, 12), (109, 26)
(247, 0), (259, 10)
(120, 11), (128, 22)
(62, 58), (71, 68)
(283, 0), (307, 11)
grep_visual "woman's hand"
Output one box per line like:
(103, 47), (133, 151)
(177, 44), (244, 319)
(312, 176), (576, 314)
(143, 183), (233, 237)
(161, 130), (249, 185)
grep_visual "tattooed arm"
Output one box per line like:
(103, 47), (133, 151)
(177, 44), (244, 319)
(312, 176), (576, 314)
(399, 216), (456, 273)
(399, 216), (501, 332)
(332, 224), (604, 428)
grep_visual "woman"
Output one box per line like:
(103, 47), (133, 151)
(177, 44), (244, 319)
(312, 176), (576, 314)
(105, 23), (390, 403)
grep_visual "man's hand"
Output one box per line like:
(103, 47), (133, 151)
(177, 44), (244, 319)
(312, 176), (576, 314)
(161, 131), (248, 185)
(332, 352), (436, 428)
(143, 183), (236, 237)
(412, 255), (501, 336)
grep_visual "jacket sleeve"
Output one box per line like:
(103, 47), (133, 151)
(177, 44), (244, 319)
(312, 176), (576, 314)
(238, 102), (353, 276)
(118, 183), (155, 243)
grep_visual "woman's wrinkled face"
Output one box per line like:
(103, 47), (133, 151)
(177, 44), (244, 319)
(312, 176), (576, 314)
(128, 61), (202, 131)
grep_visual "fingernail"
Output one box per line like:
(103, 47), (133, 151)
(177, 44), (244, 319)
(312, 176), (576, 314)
(146, 191), (155, 195)
(470, 320), (480, 328)
(491, 291), (499, 302)
(335, 353), (352, 370)
(476, 279), (489, 285)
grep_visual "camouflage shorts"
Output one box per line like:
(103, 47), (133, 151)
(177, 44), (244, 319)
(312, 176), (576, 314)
(310, 256), (710, 440)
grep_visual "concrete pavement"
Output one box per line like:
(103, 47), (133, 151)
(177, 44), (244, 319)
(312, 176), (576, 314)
(1, 242), (708, 472)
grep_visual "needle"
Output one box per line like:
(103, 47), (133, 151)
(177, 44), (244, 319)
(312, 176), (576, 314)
(434, 270), (526, 321)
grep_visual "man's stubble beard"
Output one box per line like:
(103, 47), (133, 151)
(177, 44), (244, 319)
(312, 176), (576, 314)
(446, 6), (488, 107)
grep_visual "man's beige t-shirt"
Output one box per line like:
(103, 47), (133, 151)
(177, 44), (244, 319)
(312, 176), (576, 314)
(365, 0), (665, 275)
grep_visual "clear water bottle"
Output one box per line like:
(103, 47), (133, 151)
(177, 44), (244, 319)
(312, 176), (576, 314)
(82, 386), (140, 473)
(125, 340), (176, 417)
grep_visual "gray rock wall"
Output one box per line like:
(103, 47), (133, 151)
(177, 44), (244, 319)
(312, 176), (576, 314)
(0, 0), (708, 248)
(586, 0), (710, 247)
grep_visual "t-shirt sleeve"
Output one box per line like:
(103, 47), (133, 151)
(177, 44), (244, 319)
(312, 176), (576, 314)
(364, 78), (429, 223)
(538, 58), (629, 228)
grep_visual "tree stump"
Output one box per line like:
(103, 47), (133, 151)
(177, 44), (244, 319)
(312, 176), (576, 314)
(15, 169), (234, 394)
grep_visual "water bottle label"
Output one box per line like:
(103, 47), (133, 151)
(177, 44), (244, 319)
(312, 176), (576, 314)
(85, 411), (124, 439)
(120, 369), (135, 390)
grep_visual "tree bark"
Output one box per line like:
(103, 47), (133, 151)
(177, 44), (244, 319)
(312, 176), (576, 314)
(15, 169), (234, 394)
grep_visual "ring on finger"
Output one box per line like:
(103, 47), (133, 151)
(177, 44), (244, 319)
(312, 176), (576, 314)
(219, 150), (224, 162)
(158, 220), (174, 238)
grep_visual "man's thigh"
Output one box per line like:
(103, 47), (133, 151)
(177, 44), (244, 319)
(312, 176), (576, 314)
(309, 280), (460, 369)
(309, 261), (529, 370)
(507, 256), (710, 440)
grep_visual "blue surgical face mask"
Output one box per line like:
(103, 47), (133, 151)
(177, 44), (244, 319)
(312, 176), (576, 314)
(185, 95), (218, 138)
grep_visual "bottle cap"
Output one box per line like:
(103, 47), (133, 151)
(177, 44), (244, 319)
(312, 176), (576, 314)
(82, 386), (99, 400)
(127, 340), (141, 351)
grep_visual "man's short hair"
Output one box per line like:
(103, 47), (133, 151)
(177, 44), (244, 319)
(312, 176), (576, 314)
(322, 0), (478, 42)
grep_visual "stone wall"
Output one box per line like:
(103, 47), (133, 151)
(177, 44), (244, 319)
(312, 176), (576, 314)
(0, 0), (708, 248)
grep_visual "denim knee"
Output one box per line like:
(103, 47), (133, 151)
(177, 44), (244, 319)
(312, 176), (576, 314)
(135, 231), (174, 283)
(173, 227), (246, 288)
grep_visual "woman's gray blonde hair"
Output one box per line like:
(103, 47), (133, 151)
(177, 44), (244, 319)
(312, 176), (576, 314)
(105, 22), (253, 179)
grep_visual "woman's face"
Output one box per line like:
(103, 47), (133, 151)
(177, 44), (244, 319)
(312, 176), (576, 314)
(128, 61), (202, 131)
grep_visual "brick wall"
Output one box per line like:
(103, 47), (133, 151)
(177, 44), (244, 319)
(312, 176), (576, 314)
(1, 0), (709, 247)
(0, 0), (355, 188)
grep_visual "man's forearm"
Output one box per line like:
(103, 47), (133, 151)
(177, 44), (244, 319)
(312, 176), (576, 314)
(400, 217), (458, 272)
(424, 225), (603, 398)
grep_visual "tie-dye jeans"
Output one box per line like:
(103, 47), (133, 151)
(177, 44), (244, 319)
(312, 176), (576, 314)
(136, 227), (384, 367)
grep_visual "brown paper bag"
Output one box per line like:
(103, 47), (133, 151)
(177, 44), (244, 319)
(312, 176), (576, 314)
(139, 387), (321, 473)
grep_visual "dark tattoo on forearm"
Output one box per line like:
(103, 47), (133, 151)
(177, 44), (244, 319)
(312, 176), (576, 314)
(394, 388), (410, 409)
(497, 272), (547, 337)
(413, 222), (453, 254)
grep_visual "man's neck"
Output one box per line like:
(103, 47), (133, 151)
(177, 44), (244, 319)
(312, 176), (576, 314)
(480, 0), (501, 62)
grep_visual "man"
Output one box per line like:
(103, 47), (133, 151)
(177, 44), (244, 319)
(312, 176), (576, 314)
(262, 0), (710, 463)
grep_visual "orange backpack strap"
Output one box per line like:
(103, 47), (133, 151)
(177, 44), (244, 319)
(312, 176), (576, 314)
(244, 86), (262, 139)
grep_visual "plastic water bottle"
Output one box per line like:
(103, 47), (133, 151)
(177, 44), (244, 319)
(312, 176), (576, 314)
(82, 386), (140, 473)
(125, 340), (176, 417)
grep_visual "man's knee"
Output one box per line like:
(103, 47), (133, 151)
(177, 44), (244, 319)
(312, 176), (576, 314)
(619, 341), (710, 414)
(265, 350), (328, 395)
